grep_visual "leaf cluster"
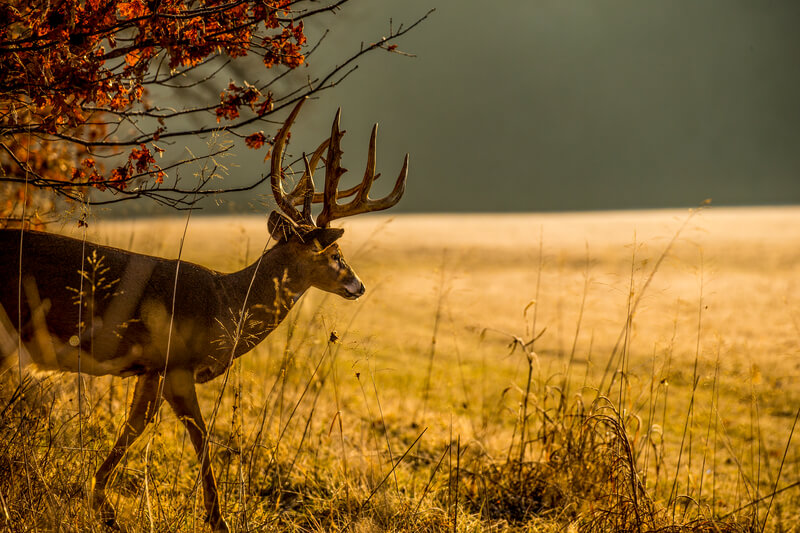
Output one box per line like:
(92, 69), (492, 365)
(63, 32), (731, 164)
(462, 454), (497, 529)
(0, 0), (424, 222)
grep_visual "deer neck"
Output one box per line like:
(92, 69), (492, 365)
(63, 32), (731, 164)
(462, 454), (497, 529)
(221, 243), (310, 335)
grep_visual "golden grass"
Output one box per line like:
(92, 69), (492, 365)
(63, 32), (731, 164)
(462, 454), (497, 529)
(2, 207), (799, 531)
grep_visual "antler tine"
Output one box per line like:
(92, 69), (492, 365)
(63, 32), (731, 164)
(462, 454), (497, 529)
(317, 109), (346, 227)
(300, 154), (315, 226)
(270, 98), (307, 225)
(377, 152), (409, 208)
(357, 123), (379, 203)
(316, 115), (409, 228)
(288, 138), (328, 206)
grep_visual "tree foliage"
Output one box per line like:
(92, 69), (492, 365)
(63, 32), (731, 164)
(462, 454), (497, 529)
(0, 0), (424, 225)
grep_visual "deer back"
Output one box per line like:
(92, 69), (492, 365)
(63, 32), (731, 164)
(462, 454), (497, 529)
(0, 229), (227, 377)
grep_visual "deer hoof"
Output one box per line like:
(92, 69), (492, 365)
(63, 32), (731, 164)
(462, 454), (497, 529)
(94, 496), (126, 532)
(207, 515), (230, 533)
(105, 520), (128, 533)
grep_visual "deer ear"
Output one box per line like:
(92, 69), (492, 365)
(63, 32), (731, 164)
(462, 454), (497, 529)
(304, 227), (344, 250)
(268, 211), (299, 243)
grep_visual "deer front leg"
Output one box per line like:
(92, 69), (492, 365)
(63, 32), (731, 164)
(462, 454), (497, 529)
(93, 373), (162, 530)
(163, 368), (230, 533)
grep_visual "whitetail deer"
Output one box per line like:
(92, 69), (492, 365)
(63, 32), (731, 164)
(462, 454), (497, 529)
(0, 98), (408, 532)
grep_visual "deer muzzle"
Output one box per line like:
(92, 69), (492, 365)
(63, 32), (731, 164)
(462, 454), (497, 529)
(345, 280), (366, 300)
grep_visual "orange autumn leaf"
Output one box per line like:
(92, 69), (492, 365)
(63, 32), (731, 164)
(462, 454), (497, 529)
(245, 132), (267, 149)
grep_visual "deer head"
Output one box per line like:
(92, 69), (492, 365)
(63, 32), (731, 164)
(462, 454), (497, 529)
(267, 98), (408, 299)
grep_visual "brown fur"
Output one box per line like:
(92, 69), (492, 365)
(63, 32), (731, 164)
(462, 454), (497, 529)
(0, 226), (363, 532)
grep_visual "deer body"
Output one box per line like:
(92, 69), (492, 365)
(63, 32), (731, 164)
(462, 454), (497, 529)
(0, 98), (406, 532)
(0, 228), (347, 381)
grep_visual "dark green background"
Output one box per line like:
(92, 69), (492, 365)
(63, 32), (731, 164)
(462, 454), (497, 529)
(112, 0), (800, 216)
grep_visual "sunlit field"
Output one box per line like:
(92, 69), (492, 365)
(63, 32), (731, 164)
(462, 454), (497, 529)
(2, 207), (800, 532)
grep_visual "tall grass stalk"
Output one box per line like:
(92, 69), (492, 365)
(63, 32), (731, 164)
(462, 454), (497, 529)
(616, 232), (637, 426)
(355, 366), (382, 485)
(668, 375), (700, 523)
(453, 434), (461, 533)
(369, 363), (399, 494)
(411, 441), (451, 522)
(263, 343), (329, 478)
(518, 229), (544, 468)
(329, 331), (351, 510)
(599, 207), (701, 395)
(422, 251), (448, 422)
(343, 428), (427, 531)
(761, 406), (800, 532)
(653, 304), (679, 498)
(559, 243), (591, 417)
(697, 344), (720, 510)
(681, 250), (705, 521)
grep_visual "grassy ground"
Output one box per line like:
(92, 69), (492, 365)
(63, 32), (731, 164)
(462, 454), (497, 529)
(2, 207), (799, 532)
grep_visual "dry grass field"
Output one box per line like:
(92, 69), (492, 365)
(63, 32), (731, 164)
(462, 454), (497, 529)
(2, 207), (800, 532)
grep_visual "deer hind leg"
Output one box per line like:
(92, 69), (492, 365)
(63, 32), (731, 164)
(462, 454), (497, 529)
(93, 373), (162, 529)
(163, 368), (230, 533)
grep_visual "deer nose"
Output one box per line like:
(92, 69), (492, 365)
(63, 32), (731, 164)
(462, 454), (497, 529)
(344, 279), (366, 300)
(354, 282), (366, 298)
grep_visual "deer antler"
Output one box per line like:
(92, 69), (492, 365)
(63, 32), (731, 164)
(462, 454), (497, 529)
(270, 98), (315, 226)
(315, 109), (409, 228)
(270, 99), (409, 229)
